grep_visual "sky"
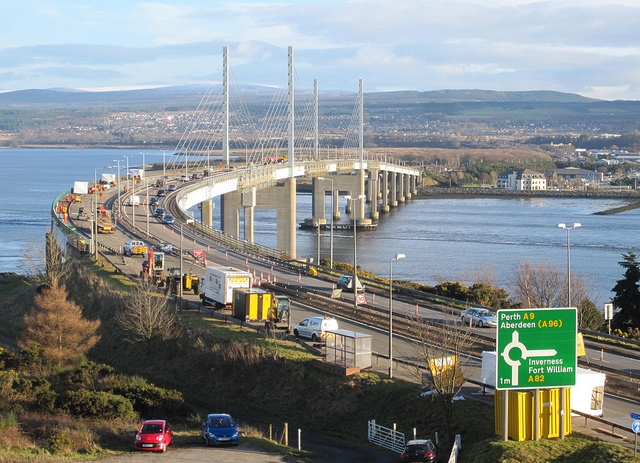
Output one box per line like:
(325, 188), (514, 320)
(2, 0), (640, 100)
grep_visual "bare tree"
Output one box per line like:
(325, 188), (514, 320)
(510, 260), (599, 328)
(21, 282), (100, 365)
(116, 282), (179, 353)
(407, 314), (477, 444)
(19, 230), (69, 288)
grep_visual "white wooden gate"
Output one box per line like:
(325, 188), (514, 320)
(367, 420), (405, 453)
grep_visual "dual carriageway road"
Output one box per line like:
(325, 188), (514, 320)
(66, 169), (640, 449)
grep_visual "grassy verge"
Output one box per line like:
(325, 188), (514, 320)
(0, 261), (638, 462)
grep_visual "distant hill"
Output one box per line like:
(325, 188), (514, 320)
(0, 85), (600, 110)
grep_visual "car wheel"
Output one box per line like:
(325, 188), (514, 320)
(294, 329), (299, 337)
(478, 320), (484, 328)
(312, 333), (318, 342)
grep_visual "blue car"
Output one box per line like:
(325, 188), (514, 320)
(162, 214), (175, 224)
(202, 413), (239, 446)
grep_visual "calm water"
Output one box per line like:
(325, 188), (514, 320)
(1, 148), (638, 303)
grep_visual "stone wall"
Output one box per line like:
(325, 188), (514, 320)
(415, 187), (640, 200)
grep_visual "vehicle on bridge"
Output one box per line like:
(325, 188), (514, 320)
(154, 207), (165, 218)
(161, 213), (175, 224)
(231, 289), (292, 333)
(294, 316), (338, 342)
(336, 275), (365, 293)
(96, 207), (116, 234)
(200, 266), (252, 309)
(123, 240), (147, 257)
(460, 308), (497, 328)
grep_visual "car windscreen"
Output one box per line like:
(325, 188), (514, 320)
(140, 424), (163, 434)
(477, 310), (493, 317)
(405, 443), (432, 455)
(209, 417), (235, 428)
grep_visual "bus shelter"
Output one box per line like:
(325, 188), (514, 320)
(325, 329), (372, 369)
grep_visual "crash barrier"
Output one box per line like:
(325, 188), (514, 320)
(51, 188), (91, 254)
(447, 435), (462, 463)
(367, 420), (405, 453)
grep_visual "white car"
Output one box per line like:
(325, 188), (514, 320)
(460, 308), (497, 328)
(293, 316), (338, 342)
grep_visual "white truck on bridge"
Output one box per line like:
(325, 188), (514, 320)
(200, 265), (252, 309)
(123, 240), (147, 257)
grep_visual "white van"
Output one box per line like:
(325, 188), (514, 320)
(293, 316), (338, 342)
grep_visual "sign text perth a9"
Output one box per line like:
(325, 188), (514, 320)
(496, 308), (577, 390)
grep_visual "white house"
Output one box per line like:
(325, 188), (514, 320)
(497, 169), (547, 190)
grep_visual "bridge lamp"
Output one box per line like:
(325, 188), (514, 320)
(93, 166), (112, 261)
(389, 253), (405, 378)
(180, 218), (195, 312)
(557, 223), (581, 307)
(344, 194), (366, 310)
(318, 177), (334, 269)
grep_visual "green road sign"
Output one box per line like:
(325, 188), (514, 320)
(496, 308), (577, 390)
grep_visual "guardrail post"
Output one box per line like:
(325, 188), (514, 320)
(284, 423), (288, 446)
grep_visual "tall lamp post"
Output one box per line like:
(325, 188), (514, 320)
(345, 194), (366, 310)
(93, 166), (112, 260)
(318, 177), (334, 269)
(389, 253), (405, 378)
(557, 223), (581, 307)
(112, 159), (121, 217)
(180, 218), (195, 312)
(556, 222), (580, 442)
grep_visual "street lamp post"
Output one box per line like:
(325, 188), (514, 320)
(389, 253), (405, 378)
(345, 194), (366, 310)
(112, 159), (121, 216)
(93, 166), (112, 260)
(557, 223), (581, 307)
(180, 218), (195, 312)
(318, 177), (334, 269)
(556, 222), (580, 441)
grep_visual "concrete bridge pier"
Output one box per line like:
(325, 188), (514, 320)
(201, 199), (213, 228)
(398, 173), (406, 203)
(332, 189), (341, 220)
(405, 174), (412, 200)
(390, 172), (398, 208)
(368, 170), (379, 220)
(221, 192), (240, 237)
(312, 178), (327, 225)
(381, 171), (390, 213)
(242, 188), (256, 243)
(277, 178), (297, 259)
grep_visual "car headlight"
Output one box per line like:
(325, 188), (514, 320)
(209, 432), (216, 438)
(135, 434), (141, 441)
(157, 435), (164, 441)
(232, 431), (239, 438)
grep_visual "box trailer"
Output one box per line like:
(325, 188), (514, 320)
(232, 288), (272, 321)
(200, 266), (252, 309)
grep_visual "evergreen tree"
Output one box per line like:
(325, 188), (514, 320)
(611, 252), (640, 330)
(21, 282), (100, 365)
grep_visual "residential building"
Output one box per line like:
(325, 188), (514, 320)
(497, 169), (547, 190)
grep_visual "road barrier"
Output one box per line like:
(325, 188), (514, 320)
(367, 420), (405, 453)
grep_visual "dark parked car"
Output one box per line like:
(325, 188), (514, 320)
(149, 196), (159, 206)
(400, 439), (439, 462)
(154, 207), (165, 218)
(162, 213), (175, 224)
(202, 413), (239, 446)
(336, 275), (365, 293)
(157, 189), (166, 197)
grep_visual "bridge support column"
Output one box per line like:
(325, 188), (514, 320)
(277, 178), (296, 259)
(405, 174), (412, 200)
(369, 171), (379, 220)
(382, 171), (390, 213)
(242, 188), (256, 243)
(332, 189), (340, 220)
(398, 173), (405, 203)
(390, 172), (398, 207)
(201, 199), (213, 228)
(221, 192), (240, 237)
(312, 178), (327, 225)
(356, 169), (366, 222)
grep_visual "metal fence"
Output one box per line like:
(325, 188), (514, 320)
(367, 419), (405, 453)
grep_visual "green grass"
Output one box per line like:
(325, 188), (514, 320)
(0, 278), (29, 303)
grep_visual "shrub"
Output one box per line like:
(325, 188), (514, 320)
(49, 433), (72, 455)
(0, 347), (18, 371)
(68, 361), (115, 390)
(107, 384), (188, 418)
(58, 389), (136, 420)
(19, 343), (44, 369)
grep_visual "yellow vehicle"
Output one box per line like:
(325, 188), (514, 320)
(232, 289), (291, 332)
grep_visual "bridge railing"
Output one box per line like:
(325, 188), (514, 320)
(50, 188), (91, 254)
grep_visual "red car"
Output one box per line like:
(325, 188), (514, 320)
(134, 420), (173, 452)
